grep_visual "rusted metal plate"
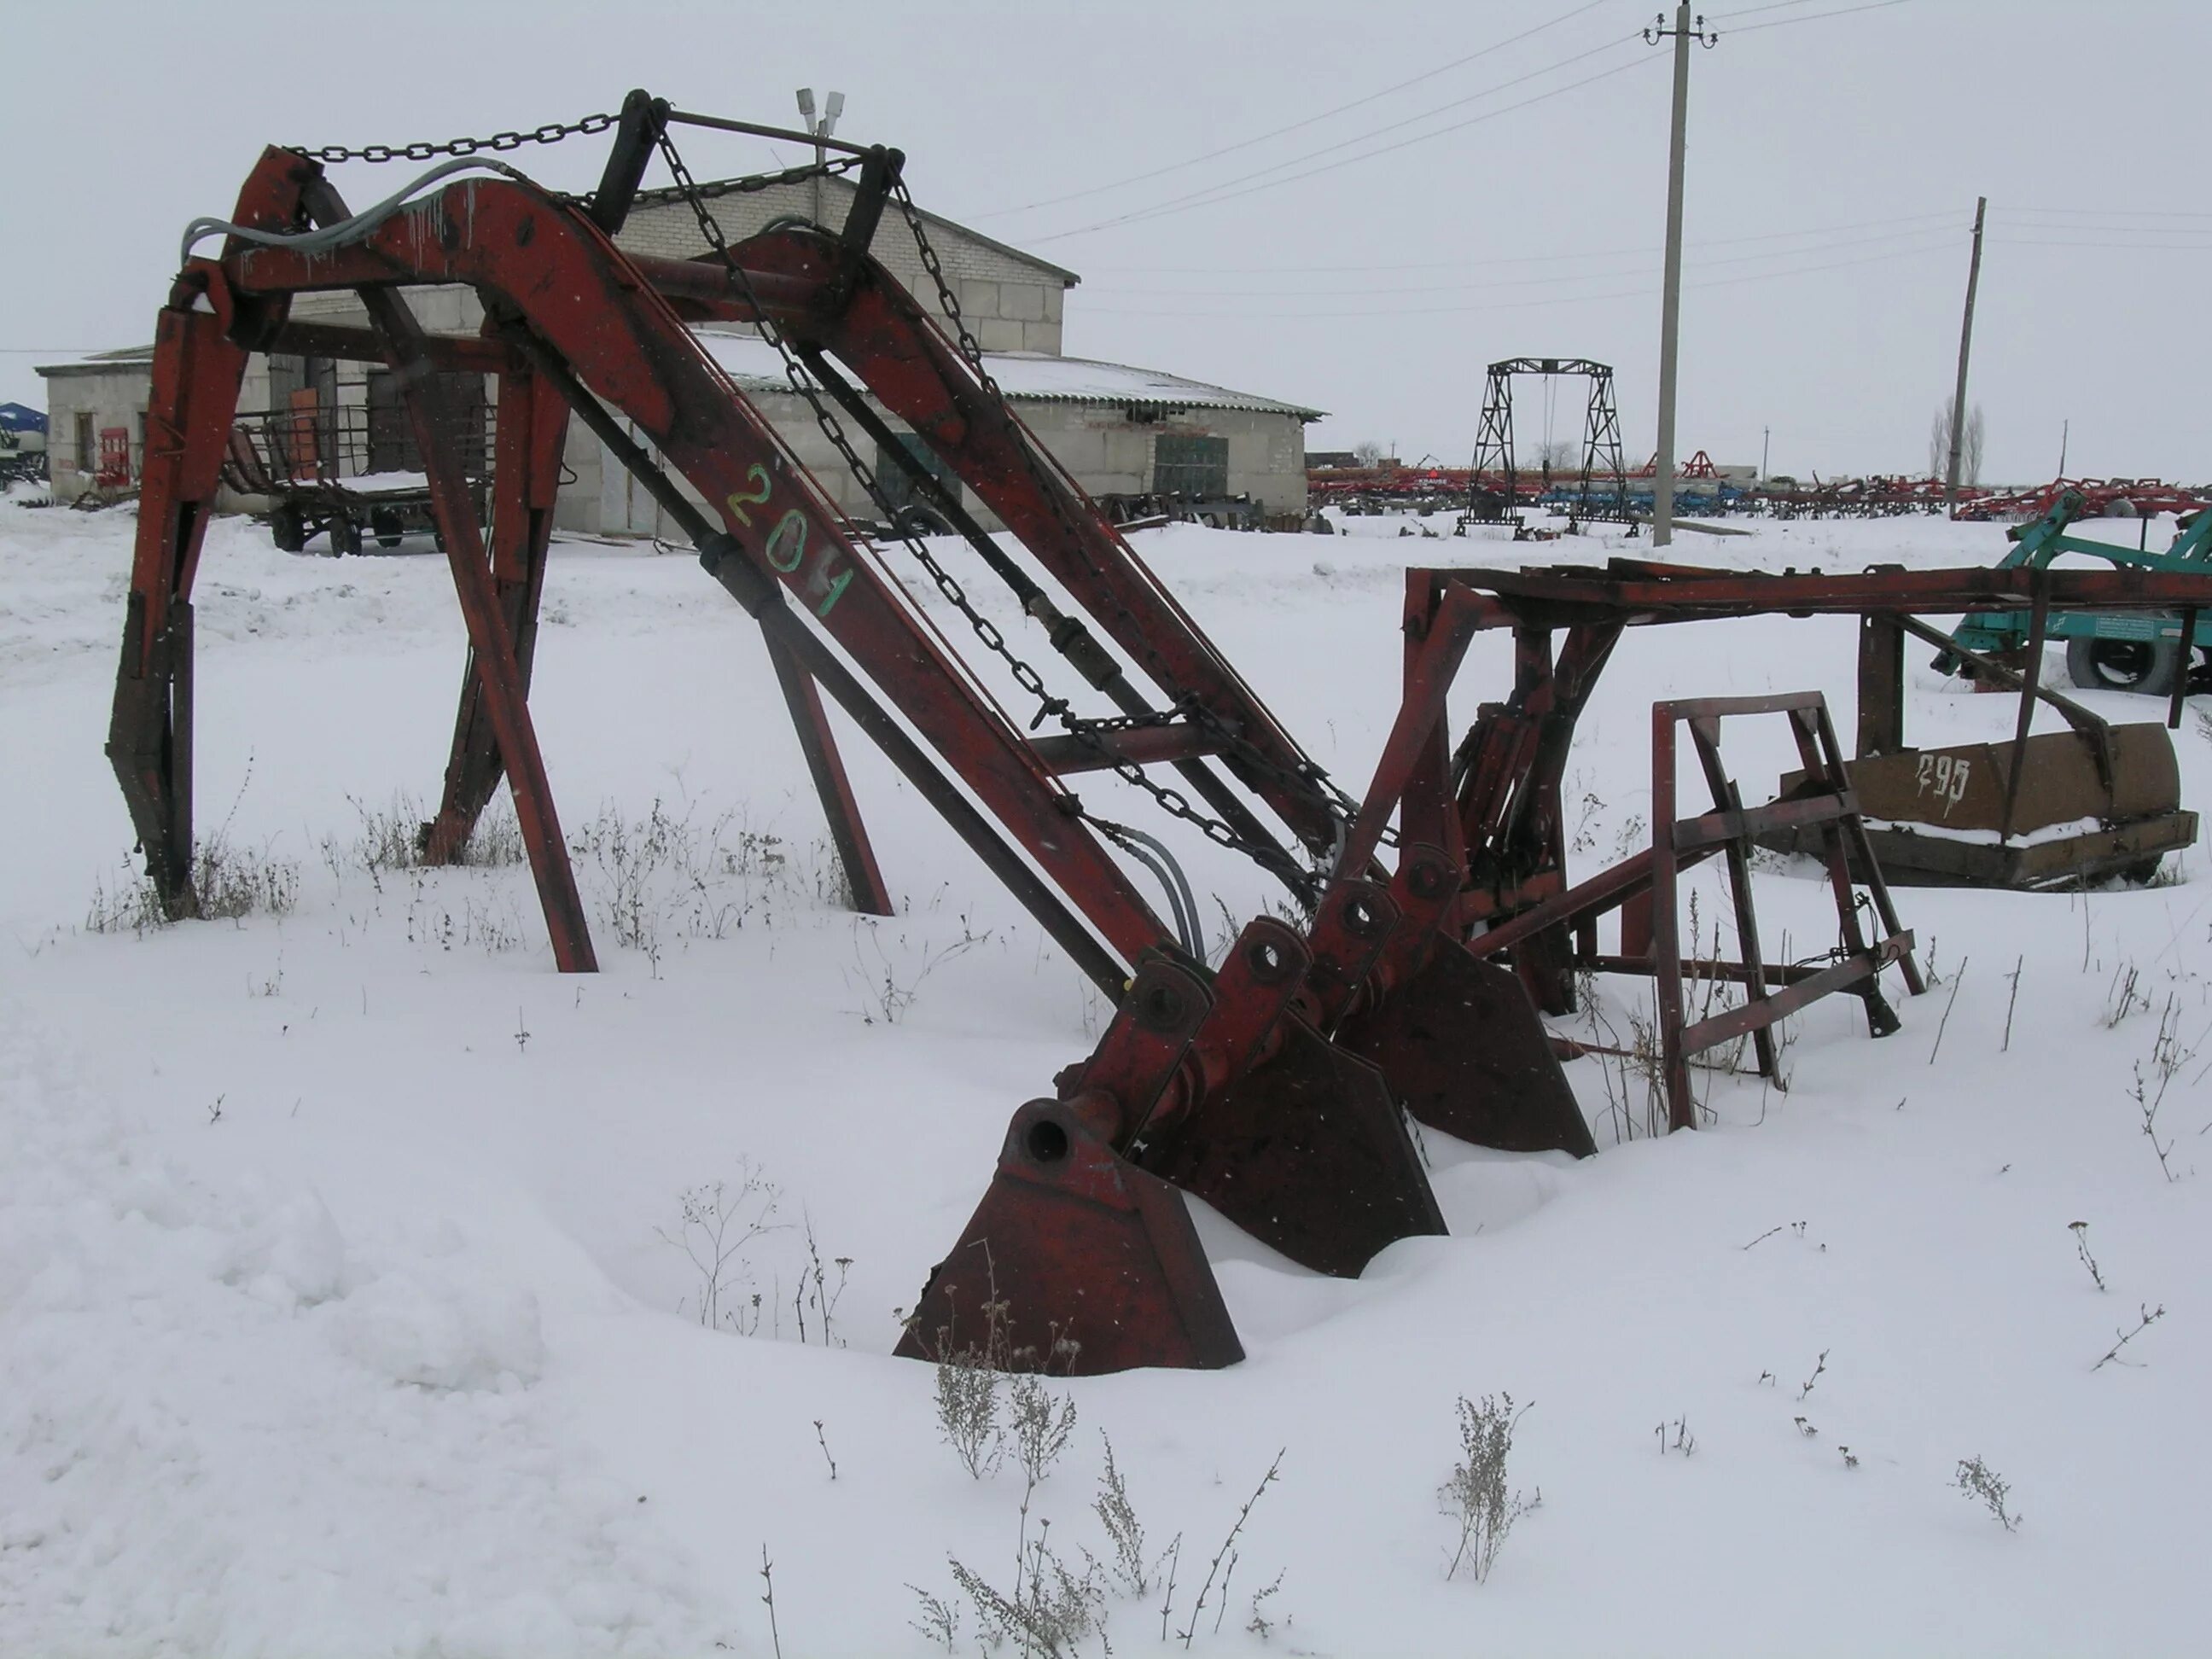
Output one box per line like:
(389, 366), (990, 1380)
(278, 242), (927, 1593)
(1136, 1016), (1446, 1278)
(1338, 936), (1597, 1157)
(1801, 725), (2180, 836)
(896, 1097), (1242, 1376)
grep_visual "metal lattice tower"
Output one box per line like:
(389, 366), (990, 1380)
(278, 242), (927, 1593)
(1464, 358), (1629, 527)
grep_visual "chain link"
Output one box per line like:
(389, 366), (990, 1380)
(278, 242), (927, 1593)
(288, 107), (1390, 892)
(892, 182), (1385, 859)
(889, 186), (1341, 869)
(634, 154), (864, 207)
(654, 131), (1342, 886)
(288, 112), (618, 166)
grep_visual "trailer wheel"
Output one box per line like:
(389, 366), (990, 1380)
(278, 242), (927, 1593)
(2066, 635), (2180, 697)
(328, 513), (362, 557)
(370, 508), (405, 549)
(894, 503), (954, 538)
(270, 504), (306, 554)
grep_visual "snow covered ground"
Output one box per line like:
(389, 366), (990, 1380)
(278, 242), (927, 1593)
(3, 492), (2207, 1656)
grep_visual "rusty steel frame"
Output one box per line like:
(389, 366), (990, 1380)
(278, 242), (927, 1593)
(123, 125), (2208, 1377)
(1418, 564), (2212, 956)
(1464, 693), (1918, 1130)
(1394, 554), (2212, 1130)
(109, 124), (1615, 1377)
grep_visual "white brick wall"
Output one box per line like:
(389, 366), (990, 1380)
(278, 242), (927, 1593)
(617, 178), (1071, 357)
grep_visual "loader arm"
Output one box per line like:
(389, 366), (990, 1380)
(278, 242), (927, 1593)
(147, 149), (1177, 972)
(706, 227), (1348, 859)
(111, 116), (1607, 1378)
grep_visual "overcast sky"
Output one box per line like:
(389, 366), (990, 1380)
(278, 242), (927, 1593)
(4, 0), (2206, 484)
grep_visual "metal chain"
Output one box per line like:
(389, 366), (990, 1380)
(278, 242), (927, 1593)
(654, 131), (1323, 882)
(633, 154), (864, 206)
(892, 182), (1386, 856)
(288, 112), (617, 166)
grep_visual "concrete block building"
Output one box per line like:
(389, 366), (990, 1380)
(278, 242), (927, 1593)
(38, 172), (1320, 533)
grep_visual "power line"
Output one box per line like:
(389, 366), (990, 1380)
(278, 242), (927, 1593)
(1707, 0), (1822, 19)
(1026, 31), (1649, 243)
(1990, 236), (2212, 250)
(1010, 0), (1912, 247)
(1993, 216), (2212, 235)
(1085, 237), (1957, 319)
(1088, 223), (1966, 298)
(975, 0), (1615, 220)
(2003, 207), (2212, 220)
(1079, 207), (1966, 274)
(1028, 49), (1662, 245)
(1722, 0), (1913, 35)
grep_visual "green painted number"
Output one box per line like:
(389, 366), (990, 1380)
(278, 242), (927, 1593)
(725, 463), (772, 527)
(815, 564), (853, 618)
(766, 508), (808, 573)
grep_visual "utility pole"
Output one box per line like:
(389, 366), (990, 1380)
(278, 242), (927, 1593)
(1645, 7), (1716, 547)
(1942, 195), (1988, 514)
(1761, 425), (1771, 480)
(2058, 418), (2069, 476)
(795, 87), (845, 227)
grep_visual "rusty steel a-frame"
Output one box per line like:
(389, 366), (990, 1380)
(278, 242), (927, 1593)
(108, 96), (2212, 1376)
(112, 96), (1600, 1374)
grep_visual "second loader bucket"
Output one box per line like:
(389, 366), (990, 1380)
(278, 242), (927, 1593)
(1336, 936), (1597, 1157)
(1137, 1011), (1447, 1278)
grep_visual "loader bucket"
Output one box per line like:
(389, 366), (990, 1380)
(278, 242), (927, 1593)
(1136, 1013), (1447, 1278)
(895, 1094), (1244, 1375)
(1336, 937), (1598, 1157)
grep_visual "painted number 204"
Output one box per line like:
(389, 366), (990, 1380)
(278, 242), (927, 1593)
(725, 464), (851, 618)
(1915, 752), (1971, 813)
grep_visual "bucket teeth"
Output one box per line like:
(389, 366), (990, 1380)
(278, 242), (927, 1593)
(1336, 936), (1597, 1157)
(895, 1096), (1243, 1376)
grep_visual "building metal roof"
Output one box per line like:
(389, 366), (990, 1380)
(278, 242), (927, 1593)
(631, 172), (1083, 288)
(696, 332), (1324, 421)
(35, 346), (156, 380)
(32, 335), (1324, 422)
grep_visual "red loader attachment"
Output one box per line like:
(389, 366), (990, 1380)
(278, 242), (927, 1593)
(109, 95), (1594, 1377)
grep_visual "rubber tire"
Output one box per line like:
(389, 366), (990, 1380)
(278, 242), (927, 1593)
(370, 507), (405, 549)
(2066, 634), (2180, 698)
(270, 505), (306, 554)
(327, 513), (362, 557)
(894, 503), (954, 538)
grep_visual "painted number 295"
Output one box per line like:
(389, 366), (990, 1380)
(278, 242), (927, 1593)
(1914, 752), (1971, 814)
(725, 467), (851, 617)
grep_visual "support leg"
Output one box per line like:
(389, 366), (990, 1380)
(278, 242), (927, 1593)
(1690, 719), (1778, 1080)
(764, 629), (894, 915)
(341, 262), (597, 971)
(1813, 701), (1925, 998)
(423, 366), (563, 863)
(1650, 709), (1695, 1131)
(1789, 706), (1901, 1034)
(1856, 613), (1906, 757)
(108, 297), (249, 915)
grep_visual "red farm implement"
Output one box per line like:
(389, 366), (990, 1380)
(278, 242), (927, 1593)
(1954, 476), (2212, 524)
(108, 97), (2212, 1375)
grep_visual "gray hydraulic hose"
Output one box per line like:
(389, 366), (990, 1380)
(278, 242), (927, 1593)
(1099, 822), (1203, 959)
(179, 157), (533, 269)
